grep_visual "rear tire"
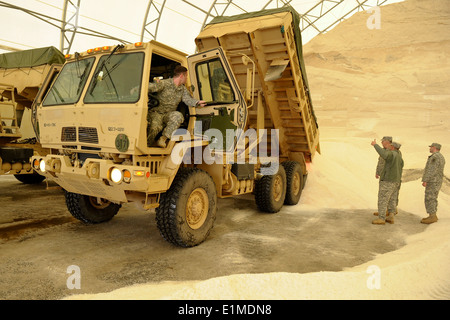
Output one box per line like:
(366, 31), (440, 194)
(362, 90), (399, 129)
(255, 165), (286, 213)
(156, 167), (217, 247)
(281, 160), (303, 205)
(65, 191), (121, 224)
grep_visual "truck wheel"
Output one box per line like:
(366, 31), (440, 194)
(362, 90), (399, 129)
(281, 160), (303, 205)
(64, 191), (121, 224)
(255, 165), (286, 213)
(156, 167), (217, 247)
(14, 172), (45, 184)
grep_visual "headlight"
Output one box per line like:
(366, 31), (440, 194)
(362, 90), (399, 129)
(39, 159), (46, 172)
(110, 167), (123, 183)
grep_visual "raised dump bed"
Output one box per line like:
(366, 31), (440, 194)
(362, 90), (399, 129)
(195, 7), (320, 163)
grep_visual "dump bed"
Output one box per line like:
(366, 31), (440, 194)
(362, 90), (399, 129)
(195, 7), (320, 162)
(0, 46), (65, 108)
(0, 46), (64, 139)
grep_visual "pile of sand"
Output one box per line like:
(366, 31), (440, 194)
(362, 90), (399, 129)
(66, 0), (450, 299)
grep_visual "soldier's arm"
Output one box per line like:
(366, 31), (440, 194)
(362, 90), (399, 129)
(376, 157), (385, 177)
(148, 80), (165, 93)
(422, 154), (438, 182)
(374, 144), (391, 160)
(181, 86), (200, 107)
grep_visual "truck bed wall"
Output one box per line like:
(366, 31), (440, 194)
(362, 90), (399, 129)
(195, 9), (320, 163)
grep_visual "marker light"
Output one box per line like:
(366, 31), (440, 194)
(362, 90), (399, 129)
(123, 170), (131, 183)
(33, 159), (40, 170)
(134, 42), (143, 47)
(110, 167), (123, 183)
(134, 170), (145, 177)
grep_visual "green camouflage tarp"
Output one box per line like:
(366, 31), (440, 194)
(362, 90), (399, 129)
(0, 46), (65, 69)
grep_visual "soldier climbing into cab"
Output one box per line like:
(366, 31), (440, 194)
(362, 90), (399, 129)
(147, 65), (206, 148)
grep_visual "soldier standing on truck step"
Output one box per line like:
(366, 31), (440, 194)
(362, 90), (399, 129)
(371, 138), (404, 225)
(147, 65), (206, 148)
(421, 143), (446, 224)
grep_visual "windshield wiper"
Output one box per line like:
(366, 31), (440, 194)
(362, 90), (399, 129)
(89, 44), (124, 95)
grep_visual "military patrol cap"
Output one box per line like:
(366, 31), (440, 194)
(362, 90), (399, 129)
(392, 142), (401, 149)
(429, 143), (441, 150)
(382, 136), (393, 142)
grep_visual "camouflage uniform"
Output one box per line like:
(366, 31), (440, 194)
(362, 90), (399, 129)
(147, 78), (199, 145)
(374, 144), (404, 220)
(422, 150), (445, 214)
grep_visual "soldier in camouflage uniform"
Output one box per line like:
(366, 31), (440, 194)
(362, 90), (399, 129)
(371, 138), (404, 225)
(373, 136), (392, 217)
(421, 143), (446, 224)
(147, 65), (206, 148)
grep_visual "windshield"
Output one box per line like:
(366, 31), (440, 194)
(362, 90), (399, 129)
(42, 58), (94, 106)
(195, 58), (235, 104)
(85, 52), (144, 104)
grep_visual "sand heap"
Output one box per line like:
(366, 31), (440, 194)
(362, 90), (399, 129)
(66, 0), (450, 299)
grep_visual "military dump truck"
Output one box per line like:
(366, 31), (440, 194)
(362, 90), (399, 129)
(32, 7), (320, 247)
(0, 46), (64, 183)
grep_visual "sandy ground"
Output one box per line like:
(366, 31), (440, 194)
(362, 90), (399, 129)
(0, 176), (429, 299)
(1, 0), (450, 300)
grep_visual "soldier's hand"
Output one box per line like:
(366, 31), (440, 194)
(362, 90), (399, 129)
(422, 182), (427, 187)
(197, 100), (207, 107)
(371, 139), (376, 146)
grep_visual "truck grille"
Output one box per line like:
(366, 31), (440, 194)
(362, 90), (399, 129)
(61, 126), (98, 144)
(61, 127), (76, 142)
(78, 127), (99, 144)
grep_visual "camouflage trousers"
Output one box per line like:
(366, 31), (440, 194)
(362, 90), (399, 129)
(147, 110), (184, 145)
(377, 181), (401, 220)
(424, 181), (442, 214)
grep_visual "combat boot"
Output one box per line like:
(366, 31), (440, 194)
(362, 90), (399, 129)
(421, 214), (438, 224)
(372, 218), (385, 225)
(386, 214), (394, 224)
(156, 136), (167, 148)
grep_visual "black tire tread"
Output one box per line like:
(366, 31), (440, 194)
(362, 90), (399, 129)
(156, 167), (216, 247)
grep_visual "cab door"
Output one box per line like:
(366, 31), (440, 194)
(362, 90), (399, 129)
(187, 48), (247, 153)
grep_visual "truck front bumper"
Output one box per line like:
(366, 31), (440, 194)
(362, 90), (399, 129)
(31, 154), (170, 203)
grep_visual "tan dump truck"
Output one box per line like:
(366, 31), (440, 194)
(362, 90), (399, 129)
(0, 46), (64, 183)
(32, 7), (320, 247)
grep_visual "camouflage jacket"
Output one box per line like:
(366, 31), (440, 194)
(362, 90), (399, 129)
(374, 144), (404, 182)
(148, 78), (198, 113)
(422, 151), (445, 183)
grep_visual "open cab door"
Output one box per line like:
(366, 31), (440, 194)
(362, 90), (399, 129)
(187, 48), (249, 155)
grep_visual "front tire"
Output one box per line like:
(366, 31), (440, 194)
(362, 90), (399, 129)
(65, 191), (121, 224)
(156, 167), (217, 247)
